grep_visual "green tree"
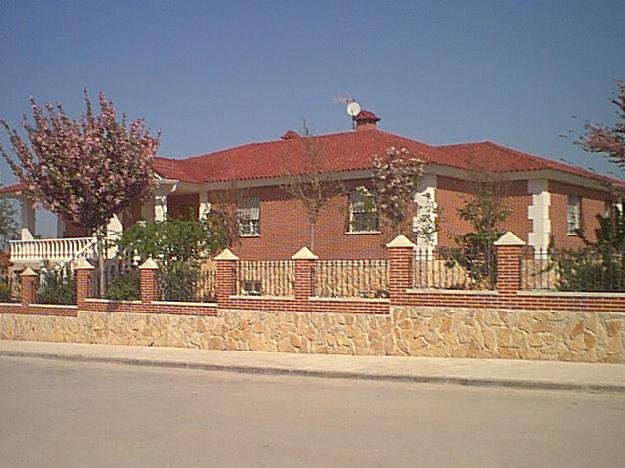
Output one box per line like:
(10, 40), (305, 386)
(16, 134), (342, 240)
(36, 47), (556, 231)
(117, 213), (230, 269)
(115, 213), (230, 301)
(443, 177), (511, 289)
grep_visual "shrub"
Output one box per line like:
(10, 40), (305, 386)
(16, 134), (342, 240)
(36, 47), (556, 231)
(116, 215), (231, 270)
(158, 264), (202, 301)
(37, 269), (76, 305)
(553, 207), (625, 292)
(440, 177), (510, 289)
(105, 270), (140, 301)
(0, 282), (11, 302)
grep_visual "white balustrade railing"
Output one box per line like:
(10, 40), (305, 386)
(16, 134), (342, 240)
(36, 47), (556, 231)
(9, 237), (99, 265)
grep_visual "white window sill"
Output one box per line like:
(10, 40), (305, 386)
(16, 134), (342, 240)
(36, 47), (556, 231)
(239, 234), (261, 238)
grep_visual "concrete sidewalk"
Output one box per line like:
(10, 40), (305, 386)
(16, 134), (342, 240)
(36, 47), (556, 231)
(1, 340), (625, 393)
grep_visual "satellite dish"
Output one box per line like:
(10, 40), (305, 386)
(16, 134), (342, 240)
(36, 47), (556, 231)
(346, 101), (361, 117)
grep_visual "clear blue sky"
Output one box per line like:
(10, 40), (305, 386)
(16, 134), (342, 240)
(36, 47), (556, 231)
(1, 0), (624, 236)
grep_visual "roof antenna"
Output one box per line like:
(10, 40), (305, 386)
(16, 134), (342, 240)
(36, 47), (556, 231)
(335, 93), (361, 129)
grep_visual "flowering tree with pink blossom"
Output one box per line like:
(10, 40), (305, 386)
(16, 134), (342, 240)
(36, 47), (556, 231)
(0, 91), (160, 293)
(578, 80), (625, 173)
(358, 147), (426, 236)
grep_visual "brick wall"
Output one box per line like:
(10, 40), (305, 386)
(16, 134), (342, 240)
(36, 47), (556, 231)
(168, 193), (200, 220)
(211, 181), (404, 260)
(549, 180), (611, 248)
(436, 177), (533, 246)
(3, 234), (625, 362)
(56, 176), (613, 257)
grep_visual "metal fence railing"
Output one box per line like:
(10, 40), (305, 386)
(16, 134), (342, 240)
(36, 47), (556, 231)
(236, 260), (294, 296)
(0, 273), (20, 303)
(314, 259), (389, 298)
(522, 246), (625, 292)
(413, 247), (497, 290)
(93, 256), (138, 300)
(36, 266), (76, 305)
(159, 265), (217, 302)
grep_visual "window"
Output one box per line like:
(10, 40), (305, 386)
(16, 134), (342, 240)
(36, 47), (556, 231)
(567, 194), (581, 234)
(238, 197), (260, 236)
(348, 191), (378, 233)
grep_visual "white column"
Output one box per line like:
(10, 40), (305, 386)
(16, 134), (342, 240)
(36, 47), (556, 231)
(413, 174), (438, 250)
(20, 197), (35, 240)
(199, 192), (211, 220)
(154, 193), (168, 221)
(106, 213), (123, 237)
(527, 179), (551, 257)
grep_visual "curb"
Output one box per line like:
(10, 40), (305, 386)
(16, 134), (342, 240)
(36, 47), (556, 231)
(2, 350), (624, 394)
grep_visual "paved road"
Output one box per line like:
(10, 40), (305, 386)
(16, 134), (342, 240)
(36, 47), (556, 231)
(1, 357), (624, 468)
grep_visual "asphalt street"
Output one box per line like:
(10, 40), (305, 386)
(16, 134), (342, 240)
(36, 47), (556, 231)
(1, 356), (624, 467)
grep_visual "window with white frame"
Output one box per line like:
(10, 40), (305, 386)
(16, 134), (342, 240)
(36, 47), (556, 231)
(348, 191), (378, 233)
(238, 197), (260, 236)
(567, 194), (581, 234)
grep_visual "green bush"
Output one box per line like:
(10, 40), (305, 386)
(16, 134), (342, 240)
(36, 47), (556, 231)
(440, 177), (510, 290)
(554, 247), (625, 292)
(159, 264), (202, 301)
(0, 282), (11, 302)
(553, 207), (625, 292)
(116, 215), (231, 270)
(105, 270), (140, 301)
(37, 269), (76, 305)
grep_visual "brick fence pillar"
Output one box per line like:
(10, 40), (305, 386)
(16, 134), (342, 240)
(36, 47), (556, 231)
(74, 259), (95, 307)
(20, 267), (38, 308)
(138, 258), (160, 303)
(387, 235), (416, 304)
(494, 232), (525, 294)
(214, 248), (239, 305)
(292, 247), (318, 300)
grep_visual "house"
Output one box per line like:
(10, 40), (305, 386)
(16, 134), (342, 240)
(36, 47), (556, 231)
(1, 109), (621, 269)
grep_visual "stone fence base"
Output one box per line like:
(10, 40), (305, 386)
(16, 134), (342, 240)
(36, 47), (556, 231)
(2, 306), (624, 363)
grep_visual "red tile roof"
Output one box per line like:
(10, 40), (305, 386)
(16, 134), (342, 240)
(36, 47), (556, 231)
(0, 131), (618, 192)
(439, 141), (622, 187)
(155, 130), (450, 183)
(154, 129), (620, 188)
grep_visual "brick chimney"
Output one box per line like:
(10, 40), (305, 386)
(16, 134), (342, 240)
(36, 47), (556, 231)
(281, 130), (301, 140)
(353, 110), (380, 131)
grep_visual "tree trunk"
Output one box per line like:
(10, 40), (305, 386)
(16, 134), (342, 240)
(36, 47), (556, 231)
(310, 221), (316, 251)
(96, 229), (106, 297)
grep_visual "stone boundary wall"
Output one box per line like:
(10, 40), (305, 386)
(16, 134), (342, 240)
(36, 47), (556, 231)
(2, 233), (625, 363)
(1, 306), (624, 363)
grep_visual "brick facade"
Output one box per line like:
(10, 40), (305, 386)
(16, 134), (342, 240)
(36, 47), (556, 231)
(179, 175), (611, 259)
(549, 180), (610, 248)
